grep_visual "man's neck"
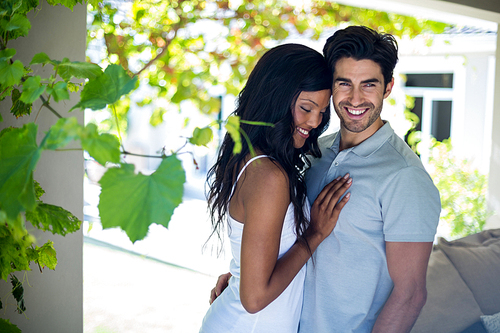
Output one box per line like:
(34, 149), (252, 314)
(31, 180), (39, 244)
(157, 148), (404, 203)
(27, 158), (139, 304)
(339, 118), (385, 151)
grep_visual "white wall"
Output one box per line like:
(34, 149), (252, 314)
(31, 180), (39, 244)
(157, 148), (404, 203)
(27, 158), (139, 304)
(0, 3), (85, 332)
(487, 29), (500, 229)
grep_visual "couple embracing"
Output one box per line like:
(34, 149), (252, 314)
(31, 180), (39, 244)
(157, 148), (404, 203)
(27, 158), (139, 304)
(200, 25), (441, 333)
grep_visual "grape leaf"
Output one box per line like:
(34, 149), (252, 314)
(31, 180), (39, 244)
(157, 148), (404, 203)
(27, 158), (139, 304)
(46, 0), (83, 10)
(26, 203), (81, 236)
(0, 319), (22, 333)
(11, 88), (32, 118)
(20, 76), (46, 104)
(71, 64), (137, 111)
(46, 81), (69, 102)
(81, 123), (120, 165)
(10, 275), (25, 313)
(26, 240), (57, 270)
(0, 59), (24, 87)
(0, 229), (31, 281)
(42, 117), (82, 150)
(0, 48), (16, 62)
(98, 156), (185, 243)
(189, 126), (213, 147)
(4, 13), (31, 37)
(57, 58), (102, 81)
(30, 52), (56, 66)
(34, 180), (45, 200)
(0, 123), (41, 219)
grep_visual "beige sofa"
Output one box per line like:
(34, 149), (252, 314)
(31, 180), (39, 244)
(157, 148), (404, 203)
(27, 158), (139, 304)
(411, 228), (500, 333)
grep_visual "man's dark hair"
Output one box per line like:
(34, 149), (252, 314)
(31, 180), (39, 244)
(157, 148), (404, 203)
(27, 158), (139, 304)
(323, 25), (398, 87)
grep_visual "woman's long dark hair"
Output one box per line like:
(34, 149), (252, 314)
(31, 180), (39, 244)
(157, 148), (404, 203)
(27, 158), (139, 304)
(206, 43), (332, 248)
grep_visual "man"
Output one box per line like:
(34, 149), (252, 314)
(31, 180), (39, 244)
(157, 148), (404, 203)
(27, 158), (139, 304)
(209, 26), (441, 333)
(298, 26), (440, 332)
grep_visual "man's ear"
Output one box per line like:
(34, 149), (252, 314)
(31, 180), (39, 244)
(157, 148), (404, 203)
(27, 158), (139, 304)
(384, 77), (395, 99)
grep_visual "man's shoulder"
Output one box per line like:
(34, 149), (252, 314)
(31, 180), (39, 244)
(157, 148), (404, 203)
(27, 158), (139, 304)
(318, 131), (339, 149)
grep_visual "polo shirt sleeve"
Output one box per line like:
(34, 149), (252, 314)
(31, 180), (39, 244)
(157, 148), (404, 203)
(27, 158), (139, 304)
(381, 166), (441, 242)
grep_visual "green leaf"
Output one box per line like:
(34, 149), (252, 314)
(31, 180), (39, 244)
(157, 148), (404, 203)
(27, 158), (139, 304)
(4, 13), (31, 36)
(57, 58), (102, 81)
(0, 123), (41, 219)
(34, 180), (45, 200)
(81, 123), (121, 164)
(35, 240), (58, 270)
(0, 59), (24, 87)
(11, 88), (32, 118)
(0, 226), (31, 281)
(10, 275), (25, 313)
(30, 52), (55, 66)
(0, 48), (16, 62)
(20, 76), (46, 104)
(98, 156), (185, 243)
(46, 81), (69, 102)
(71, 64), (137, 111)
(46, 0), (82, 10)
(43, 117), (82, 150)
(189, 126), (213, 147)
(26, 203), (81, 236)
(225, 115), (242, 154)
(0, 319), (22, 333)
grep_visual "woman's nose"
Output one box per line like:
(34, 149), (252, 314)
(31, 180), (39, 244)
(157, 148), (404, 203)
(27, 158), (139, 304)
(307, 111), (322, 128)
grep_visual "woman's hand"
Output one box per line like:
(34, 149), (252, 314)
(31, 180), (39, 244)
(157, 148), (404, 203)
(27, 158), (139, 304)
(209, 272), (232, 304)
(308, 173), (352, 242)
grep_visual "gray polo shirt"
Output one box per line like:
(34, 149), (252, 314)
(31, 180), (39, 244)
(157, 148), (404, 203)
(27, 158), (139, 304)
(299, 122), (441, 332)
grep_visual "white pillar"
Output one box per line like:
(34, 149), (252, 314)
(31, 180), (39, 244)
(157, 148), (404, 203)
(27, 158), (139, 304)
(0, 3), (85, 332)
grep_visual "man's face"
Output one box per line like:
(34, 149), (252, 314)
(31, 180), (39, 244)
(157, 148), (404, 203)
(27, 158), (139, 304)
(332, 57), (393, 139)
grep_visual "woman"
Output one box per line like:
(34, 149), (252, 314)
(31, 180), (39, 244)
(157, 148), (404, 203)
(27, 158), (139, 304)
(200, 44), (352, 332)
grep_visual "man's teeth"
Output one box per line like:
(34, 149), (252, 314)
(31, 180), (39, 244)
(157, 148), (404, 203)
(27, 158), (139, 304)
(347, 108), (365, 115)
(297, 127), (309, 135)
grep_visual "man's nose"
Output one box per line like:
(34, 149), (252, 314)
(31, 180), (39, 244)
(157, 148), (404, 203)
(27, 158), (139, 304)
(348, 87), (363, 105)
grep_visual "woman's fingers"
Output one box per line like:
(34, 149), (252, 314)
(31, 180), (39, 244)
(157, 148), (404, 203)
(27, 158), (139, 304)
(315, 173), (351, 209)
(209, 272), (232, 304)
(325, 176), (352, 213)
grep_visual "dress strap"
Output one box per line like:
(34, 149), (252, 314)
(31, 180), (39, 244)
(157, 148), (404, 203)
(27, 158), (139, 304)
(230, 155), (270, 198)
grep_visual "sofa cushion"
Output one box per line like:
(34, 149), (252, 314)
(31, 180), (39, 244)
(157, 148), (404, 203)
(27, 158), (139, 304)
(411, 249), (484, 333)
(481, 311), (500, 333)
(438, 236), (500, 315)
(459, 229), (500, 245)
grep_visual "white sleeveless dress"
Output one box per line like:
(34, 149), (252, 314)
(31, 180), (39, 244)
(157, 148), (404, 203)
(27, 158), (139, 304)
(199, 155), (309, 333)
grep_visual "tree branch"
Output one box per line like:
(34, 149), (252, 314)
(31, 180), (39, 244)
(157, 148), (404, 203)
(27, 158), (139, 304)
(134, 23), (181, 78)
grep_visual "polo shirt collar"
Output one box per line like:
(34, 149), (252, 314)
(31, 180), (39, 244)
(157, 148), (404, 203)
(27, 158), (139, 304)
(329, 121), (394, 158)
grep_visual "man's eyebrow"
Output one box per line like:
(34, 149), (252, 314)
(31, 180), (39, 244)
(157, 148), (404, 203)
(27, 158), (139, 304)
(334, 77), (381, 84)
(361, 78), (381, 84)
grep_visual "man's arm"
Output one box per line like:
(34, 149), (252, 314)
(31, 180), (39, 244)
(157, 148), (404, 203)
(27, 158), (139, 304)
(372, 241), (433, 333)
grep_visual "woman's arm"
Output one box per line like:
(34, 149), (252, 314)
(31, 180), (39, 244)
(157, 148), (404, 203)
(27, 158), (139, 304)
(236, 162), (351, 313)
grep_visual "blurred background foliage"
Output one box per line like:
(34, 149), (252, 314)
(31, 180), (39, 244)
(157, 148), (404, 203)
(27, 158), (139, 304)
(86, 0), (449, 132)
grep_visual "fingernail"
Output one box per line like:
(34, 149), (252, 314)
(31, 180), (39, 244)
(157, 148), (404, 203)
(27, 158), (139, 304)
(343, 173), (350, 179)
(345, 192), (351, 199)
(347, 178), (352, 184)
(336, 176), (341, 180)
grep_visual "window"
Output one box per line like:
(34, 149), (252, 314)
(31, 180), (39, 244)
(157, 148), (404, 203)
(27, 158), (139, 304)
(403, 73), (454, 144)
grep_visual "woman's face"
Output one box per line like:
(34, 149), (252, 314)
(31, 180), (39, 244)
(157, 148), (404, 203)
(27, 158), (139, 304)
(292, 89), (331, 149)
